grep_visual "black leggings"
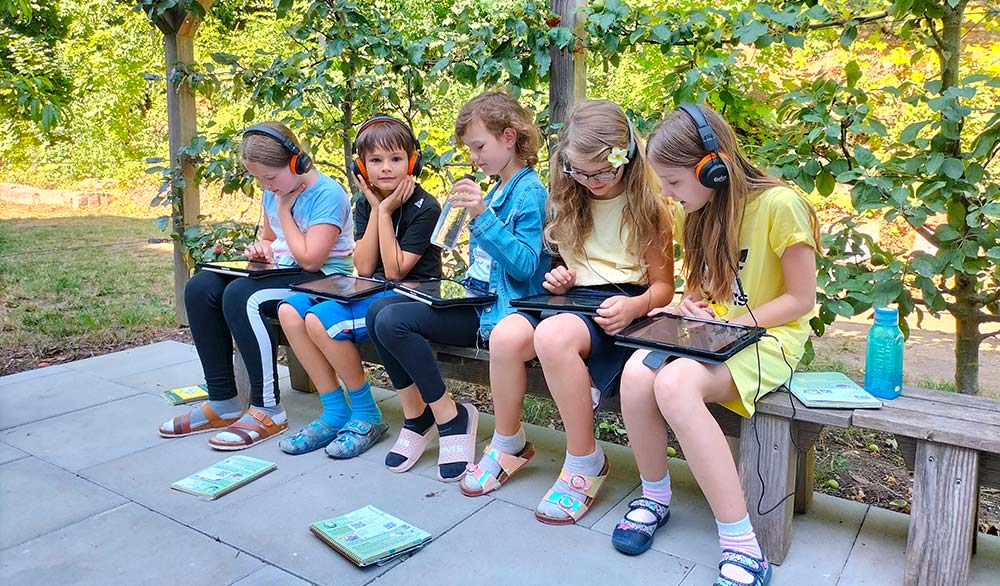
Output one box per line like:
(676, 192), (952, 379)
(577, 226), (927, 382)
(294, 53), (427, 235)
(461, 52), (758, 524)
(365, 295), (480, 404)
(184, 269), (320, 407)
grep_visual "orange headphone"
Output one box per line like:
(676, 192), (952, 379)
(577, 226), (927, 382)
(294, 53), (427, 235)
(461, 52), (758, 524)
(242, 125), (313, 175)
(350, 115), (424, 181)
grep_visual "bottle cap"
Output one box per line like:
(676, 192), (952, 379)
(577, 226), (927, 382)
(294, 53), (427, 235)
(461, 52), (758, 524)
(873, 306), (898, 326)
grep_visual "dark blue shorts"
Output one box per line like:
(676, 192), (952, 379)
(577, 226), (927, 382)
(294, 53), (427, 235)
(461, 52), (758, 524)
(281, 290), (396, 342)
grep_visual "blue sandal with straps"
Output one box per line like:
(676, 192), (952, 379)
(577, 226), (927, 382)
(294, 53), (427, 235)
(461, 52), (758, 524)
(324, 419), (389, 459)
(713, 550), (772, 586)
(611, 497), (670, 555)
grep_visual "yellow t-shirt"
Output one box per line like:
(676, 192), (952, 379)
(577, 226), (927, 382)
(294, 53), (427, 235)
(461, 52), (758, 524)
(708, 186), (818, 417)
(559, 193), (646, 287)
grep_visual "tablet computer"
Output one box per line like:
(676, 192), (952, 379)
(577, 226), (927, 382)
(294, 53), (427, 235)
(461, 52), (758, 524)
(197, 260), (301, 278)
(615, 314), (766, 364)
(510, 290), (617, 316)
(291, 274), (389, 302)
(392, 279), (497, 307)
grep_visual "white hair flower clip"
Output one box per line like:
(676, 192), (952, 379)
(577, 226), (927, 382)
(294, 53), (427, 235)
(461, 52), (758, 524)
(608, 147), (629, 168)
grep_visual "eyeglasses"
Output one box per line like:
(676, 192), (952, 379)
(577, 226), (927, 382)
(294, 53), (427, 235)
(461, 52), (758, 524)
(560, 162), (619, 184)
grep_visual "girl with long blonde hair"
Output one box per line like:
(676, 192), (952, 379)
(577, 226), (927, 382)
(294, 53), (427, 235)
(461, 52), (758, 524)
(461, 100), (675, 527)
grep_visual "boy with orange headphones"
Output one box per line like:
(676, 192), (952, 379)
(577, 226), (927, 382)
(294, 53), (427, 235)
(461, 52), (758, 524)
(276, 115), (442, 458)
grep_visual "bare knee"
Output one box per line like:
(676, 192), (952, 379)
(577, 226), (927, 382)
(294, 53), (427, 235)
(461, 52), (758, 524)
(304, 312), (329, 342)
(653, 361), (705, 420)
(534, 316), (586, 361)
(620, 352), (656, 406)
(278, 303), (305, 332)
(489, 315), (536, 361)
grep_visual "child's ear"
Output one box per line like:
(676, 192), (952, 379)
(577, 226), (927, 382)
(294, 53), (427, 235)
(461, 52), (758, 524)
(502, 127), (518, 147)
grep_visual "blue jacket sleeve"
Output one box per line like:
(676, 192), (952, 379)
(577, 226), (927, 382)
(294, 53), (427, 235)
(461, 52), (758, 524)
(468, 184), (546, 283)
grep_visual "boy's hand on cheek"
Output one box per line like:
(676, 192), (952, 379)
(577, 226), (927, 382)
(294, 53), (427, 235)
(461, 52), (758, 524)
(355, 173), (381, 209)
(381, 176), (415, 213)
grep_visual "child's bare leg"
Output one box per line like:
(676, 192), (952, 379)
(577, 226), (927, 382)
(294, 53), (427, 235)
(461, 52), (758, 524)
(533, 314), (606, 522)
(655, 358), (766, 582)
(281, 305), (340, 392)
(305, 315), (380, 423)
(461, 314), (536, 494)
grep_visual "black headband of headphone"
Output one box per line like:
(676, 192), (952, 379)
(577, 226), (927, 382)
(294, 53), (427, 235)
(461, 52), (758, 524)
(624, 116), (637, 161)
(243, 125), (301, 155)
(676, 103), (719, 152)
(352, 115), (422, 156)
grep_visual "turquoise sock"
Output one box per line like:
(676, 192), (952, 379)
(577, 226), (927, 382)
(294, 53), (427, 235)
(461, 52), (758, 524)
(347, 382), (382, 423)
(319, 387), (352, 429)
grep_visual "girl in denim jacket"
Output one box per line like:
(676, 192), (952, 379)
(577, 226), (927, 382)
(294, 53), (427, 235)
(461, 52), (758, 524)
(365, 91), (548, 482)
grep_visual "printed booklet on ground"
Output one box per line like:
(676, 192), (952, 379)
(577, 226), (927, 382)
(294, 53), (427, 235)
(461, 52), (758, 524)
(789, 372), (882, 409)
(309, 505), (432, 567)
(170, 456), (276, 500)
(160, 384), (209, 405)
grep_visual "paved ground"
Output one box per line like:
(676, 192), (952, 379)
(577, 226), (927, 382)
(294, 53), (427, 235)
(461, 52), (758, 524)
(1, 341), (998, 585)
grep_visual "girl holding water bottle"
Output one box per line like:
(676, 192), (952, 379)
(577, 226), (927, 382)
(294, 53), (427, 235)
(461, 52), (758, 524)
(364, 91), (549, 481)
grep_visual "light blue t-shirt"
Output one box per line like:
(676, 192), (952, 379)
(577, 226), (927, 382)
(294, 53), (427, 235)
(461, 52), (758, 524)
(263, 172), (354, 274)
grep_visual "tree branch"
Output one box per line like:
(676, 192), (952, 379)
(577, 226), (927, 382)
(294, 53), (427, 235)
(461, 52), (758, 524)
(914, 224), (938, 247)
(806, 12), (891, 31)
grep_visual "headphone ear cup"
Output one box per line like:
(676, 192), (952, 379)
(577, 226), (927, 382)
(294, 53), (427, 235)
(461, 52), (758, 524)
(696, 154), (730, 188)
(409, 152), (423, 177)
(288, 154), (300, 175)
(296, 153), (313, 175)
(352, 157), (368, 182)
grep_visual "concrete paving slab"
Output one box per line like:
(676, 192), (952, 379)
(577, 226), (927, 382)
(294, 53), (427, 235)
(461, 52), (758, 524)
(592, 456), (719, 566)
(375, 499), (695, 585)
(81, 430), (331, 525)
(0, 369), (141, 431)
(430, 420), (641, 529)
(769, 493), (867, 585)
(109, 359), (210, 396)
(0, 457), (128, 549)
(678, 563), (720, 585)
(0, 503), (263, 586)
(191, 455), (488, 586)
(229, 565), (313, 586)
(0, 441), (28, 465)
(61, 340), (198, 379)
(839, 505), (1000, 586)
(0, 364), (69, 385)
(2, 394), (175, 471)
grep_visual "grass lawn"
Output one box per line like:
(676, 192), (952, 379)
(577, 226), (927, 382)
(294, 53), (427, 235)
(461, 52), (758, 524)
(0, 203), (183, 374)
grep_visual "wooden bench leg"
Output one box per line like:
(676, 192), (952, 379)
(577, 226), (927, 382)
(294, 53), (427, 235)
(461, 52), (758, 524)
(234, 348), (251, 412)
(739, 413), (796, 565)
(285, 345), (315, 393)
(904, 441), (978, 586)
(794, 446), (815, 515)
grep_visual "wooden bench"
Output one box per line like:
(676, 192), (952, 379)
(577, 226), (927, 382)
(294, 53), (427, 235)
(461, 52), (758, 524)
(245, 325), (999, 586)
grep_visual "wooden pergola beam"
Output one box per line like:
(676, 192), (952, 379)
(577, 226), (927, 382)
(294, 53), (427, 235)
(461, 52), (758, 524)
(157, 1), (212, 326)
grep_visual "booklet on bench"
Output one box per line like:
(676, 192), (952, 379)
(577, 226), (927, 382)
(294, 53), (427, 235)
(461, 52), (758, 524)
(787, 372), (882, 409)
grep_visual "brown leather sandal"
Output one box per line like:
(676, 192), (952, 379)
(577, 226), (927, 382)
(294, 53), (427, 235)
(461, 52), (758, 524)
(159, 402), (239, 438)
(208, 407), (288, 451)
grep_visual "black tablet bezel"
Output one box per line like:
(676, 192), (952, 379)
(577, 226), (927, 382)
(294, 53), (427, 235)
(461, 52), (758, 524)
(392, 278), (497, 307)
(196, 260), (301, 278)
(510, 292), (615, 316)
(290, 274), (389, 302)
(614, 314), (766, 363)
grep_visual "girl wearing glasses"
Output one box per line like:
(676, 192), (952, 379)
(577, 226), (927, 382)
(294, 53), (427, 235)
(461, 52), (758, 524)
(460, 100), (675, 527)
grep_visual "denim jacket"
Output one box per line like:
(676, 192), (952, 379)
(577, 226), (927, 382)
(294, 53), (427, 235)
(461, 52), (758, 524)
(468, 166), (550, 340)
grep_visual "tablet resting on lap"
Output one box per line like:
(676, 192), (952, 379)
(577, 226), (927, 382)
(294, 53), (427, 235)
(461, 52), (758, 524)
(197, 260), (301, 278)
(510, 290), (617, 316)
(392, 279), (497, 308)
(291, 275), (389, 302)
(614, 314), (766, 364)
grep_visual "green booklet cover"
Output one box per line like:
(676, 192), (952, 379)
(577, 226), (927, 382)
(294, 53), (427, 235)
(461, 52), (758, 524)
(309, 505), (432, 567)
(161, 384), (209, 405)
(790, 372), (882, 409)
(171, 456), (276, 500)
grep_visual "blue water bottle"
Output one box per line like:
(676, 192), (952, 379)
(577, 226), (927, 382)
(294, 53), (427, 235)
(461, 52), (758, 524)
(864, 306), (904, 400)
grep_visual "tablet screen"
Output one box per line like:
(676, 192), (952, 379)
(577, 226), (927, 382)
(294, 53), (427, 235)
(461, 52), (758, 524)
(512, 292), (609, 312)
(206, 260), (282, 272)
(398, 279), (484, 300)
(295, 275), (386, 298)
(619, 314), (757, 354)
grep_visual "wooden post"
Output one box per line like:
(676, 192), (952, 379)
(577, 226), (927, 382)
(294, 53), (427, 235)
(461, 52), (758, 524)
(739, 413), (796, 564)
(156, 1), (212, 326)
(548, 0), (587, 137)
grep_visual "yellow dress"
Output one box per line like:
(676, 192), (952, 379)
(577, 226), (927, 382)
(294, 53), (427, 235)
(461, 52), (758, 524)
(708, 187), (818, 417)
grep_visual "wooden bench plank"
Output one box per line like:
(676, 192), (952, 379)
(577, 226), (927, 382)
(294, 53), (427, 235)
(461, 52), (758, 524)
(853, 407), (1000, 453)
(904, 441), (979, 586)
(881, 395), (1000, 427)
(903, 386), (1000, 413)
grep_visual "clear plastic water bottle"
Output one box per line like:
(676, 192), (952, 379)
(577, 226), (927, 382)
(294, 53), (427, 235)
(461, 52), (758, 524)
(864, 306), (904, 399)
(430, 200), (468, 251)
(430, 173), (476, 251)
